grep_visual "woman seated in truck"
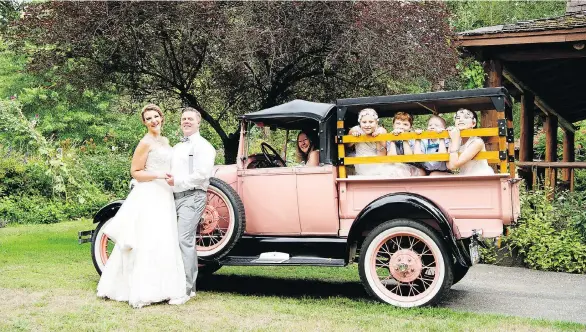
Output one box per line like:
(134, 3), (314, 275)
(348, 108), (411, 177)
(296, 129), (320, 166)
(446, 108), (495, 175)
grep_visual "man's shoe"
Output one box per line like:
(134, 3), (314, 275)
(169, 295), (190, 305)
(190, 291), (196, 297)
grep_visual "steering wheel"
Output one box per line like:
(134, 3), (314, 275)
(260, 142), (286, 167)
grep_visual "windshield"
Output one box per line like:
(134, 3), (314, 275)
(246, 123), (300, 167)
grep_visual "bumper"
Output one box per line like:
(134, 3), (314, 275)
(78, 230), (94, 244)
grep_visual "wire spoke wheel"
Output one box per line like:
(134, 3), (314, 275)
(196, 187), (234, 253)
(359, 219), (453, 307)
(91, 217), (115, 275)
(374, 234), (438, 300)
(196, 177), (245, 260)
(99, 234), (115, 266)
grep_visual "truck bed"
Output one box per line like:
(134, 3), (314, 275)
(337, 174), (520, 238)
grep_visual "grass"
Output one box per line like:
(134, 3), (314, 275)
(0, 220), (584, 331)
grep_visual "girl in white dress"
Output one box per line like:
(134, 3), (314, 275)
(348, 108), (411, 177)
(97, 104), (188, 308)
(446, 108), (495, 175)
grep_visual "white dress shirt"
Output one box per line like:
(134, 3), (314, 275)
(171, 132), (216, 193)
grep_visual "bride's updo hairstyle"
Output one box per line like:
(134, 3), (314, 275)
(141, 104), (165, 125)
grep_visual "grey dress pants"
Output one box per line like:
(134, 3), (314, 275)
(175, 189), (207, 295)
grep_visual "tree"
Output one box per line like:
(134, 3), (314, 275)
(0, 0), (23, 32)
(11, 1), (458, 163)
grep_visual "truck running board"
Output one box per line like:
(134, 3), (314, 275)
(220, 255), (346, 267)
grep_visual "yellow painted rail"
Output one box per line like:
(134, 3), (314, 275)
(340, 128), (499, 143)
(343, 151), (501, 165)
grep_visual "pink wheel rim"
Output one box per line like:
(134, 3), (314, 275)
(196, 188), (234, 252)
(370, 231), (441, 301)
(99, 234), (113, 266)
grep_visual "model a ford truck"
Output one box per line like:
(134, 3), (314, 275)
(83, 87), (520, 307)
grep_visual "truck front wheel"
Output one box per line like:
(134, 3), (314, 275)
(359, 219), (453, 307)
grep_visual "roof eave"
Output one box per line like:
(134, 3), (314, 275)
(456, 27), (586, 47)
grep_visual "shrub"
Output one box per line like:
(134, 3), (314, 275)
(0, 153), (54, 197)
(553, 190), (586, 243)
(79, 152), (132, 199)
(0, 100), (43, 153)
(0, 195), (65, 224)
(505, 188), (586, 273)
(0, 145), (111, 225)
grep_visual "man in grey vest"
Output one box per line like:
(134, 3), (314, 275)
(166, 107), (216, 301)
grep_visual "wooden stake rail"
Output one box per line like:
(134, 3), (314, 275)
(336, 127), (514, 177)
(516, 162), (586, 168)
(340, 128), (499, 143)
(343, 151), (501, 165)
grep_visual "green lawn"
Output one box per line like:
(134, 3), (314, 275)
(0, 220), (583, 331)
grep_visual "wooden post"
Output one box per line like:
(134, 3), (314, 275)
(544, 114), (558, 198)
(483, 60), (502, 154)
(562, 129), (575, 191)
(519, 92), (535, 189)
(337, 120), (346, 178)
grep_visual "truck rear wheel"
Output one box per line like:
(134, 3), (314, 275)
(197, 177), (246, 261)
(359, 219), (453, 307)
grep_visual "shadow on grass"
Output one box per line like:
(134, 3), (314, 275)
(197, 274), (371, 300)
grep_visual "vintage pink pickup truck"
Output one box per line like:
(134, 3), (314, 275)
(82, 87), (520, 307)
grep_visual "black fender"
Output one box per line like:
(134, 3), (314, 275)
(347, 192), (469, 266)
(93, 200), (125, 224)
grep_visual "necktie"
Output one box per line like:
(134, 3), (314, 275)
(180, 137), (189, 143)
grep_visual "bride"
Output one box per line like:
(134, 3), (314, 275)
(97, 104), (189, 308)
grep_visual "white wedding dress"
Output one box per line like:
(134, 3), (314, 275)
(458, 137), (495, 175)
(97, 140), (187, 308)
(351, 128), (412, 178)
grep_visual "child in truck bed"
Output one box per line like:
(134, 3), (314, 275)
(348, 108), (411, 177)
(414, 115), (451, 176)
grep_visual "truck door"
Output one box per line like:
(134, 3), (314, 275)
(296, 165), (339, 235)
(238, 167), (301, 235)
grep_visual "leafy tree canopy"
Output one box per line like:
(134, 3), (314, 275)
(10, 1), (458, 162)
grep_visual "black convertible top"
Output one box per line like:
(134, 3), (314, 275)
(241, 100), (335, 129)
(241, 88), (511, 128)
(337, 87), (510, 116)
